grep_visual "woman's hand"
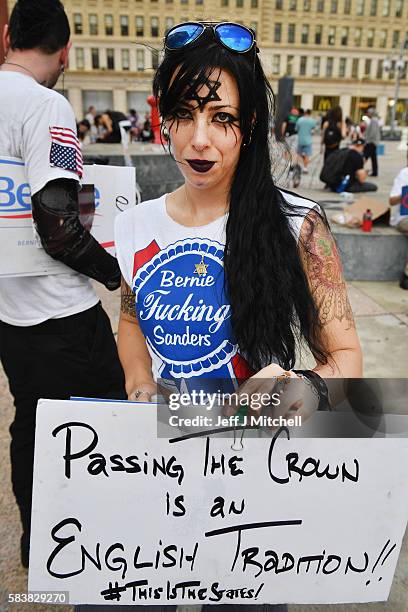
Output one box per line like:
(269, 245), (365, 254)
(224, 364), (319, 424)
(127, 381), (157, 402)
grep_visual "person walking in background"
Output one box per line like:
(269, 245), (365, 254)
(128, 108), (141, 141)
(321, 105), (347, 161)
(296, 109), (316, 171)
(364, 107), (381, 177)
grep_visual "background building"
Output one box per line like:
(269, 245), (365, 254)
(4, 0), (408, 124)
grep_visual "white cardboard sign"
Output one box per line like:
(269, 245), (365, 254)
(0, 158), (135, 277)
(29, 399), (408, 606)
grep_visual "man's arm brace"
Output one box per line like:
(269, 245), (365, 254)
(31, 178), (121, 291)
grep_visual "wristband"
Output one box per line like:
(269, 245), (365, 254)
(294, 370), (332, 411)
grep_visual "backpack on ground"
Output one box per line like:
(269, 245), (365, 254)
(319, 148), (349, 187)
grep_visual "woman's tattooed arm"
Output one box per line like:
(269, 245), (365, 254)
(300, 209), (355, 330)
(120, 277), (137, 319)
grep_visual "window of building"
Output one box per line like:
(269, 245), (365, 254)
(237, 0), (244, 7)
(122, 49), (130, 70)
(74, 13), (83, 35)
(341, 27), (349, 45)
(107, 49), (115, 70)
(287, 55), (294, 75)
(370, 0), (377, 15)
(303, 0), (311, 10)
(250, 21), (258, 33)
(221, 0), (229, 5)
(104, 14), (114, 35)
(326, 57), (333, 77)
(364, 58), (372, 76)
(376, 59), (383, 79)
(300, 55), (307, 75)
(351, 58), (359, 78)
(288, 23), (296, 43)
(75, 47), (85, 70)
(315, 25), (322, 44)
(344, 0), (351, 13)
(289, 0), (297, 9)
(196, 0), (204, 4)
(395, 0), (403, 17)
(316, 0), (324, 11)
(330, 0), (338, 12)
(392, 30), (400, 48)
(251, 0), (258, 7)
(272, 55), (280, 74)
(301, 24), (309, 44)
(356, 0), (364, 15)
(165, 17), (174, 32)
(136, 16), (144, 36)
(354, 27), (362, 47)
(339, 57), (346, 77)
(328, 26), (336, 45)
(136, 49), (145, 71)
(166, 0), (173, 3)
(274, 23), (282, 43)
(91, 48), (99, 69)
(151, 17), (159, 37)
(120, 16), (129, 36)
(275, 0), (283, 8)
(382, 0), (390, 16)
(379, 29), (387, 48)
(89, 14), (98, 35)
(312, 56), (320, 76)
(152, 51), (159, 69)
(367, 28), (374, 47)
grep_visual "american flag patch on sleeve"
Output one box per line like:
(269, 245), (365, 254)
(49, 126), (83, 178)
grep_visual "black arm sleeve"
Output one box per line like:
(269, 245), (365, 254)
(31, 178), (121, 291)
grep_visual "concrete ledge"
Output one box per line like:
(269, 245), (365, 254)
(332, 225), (407, 281)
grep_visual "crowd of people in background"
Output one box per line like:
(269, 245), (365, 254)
(279, 104), (382, 193)
(77, 105), (154, 146)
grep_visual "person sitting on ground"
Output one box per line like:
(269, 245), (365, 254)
(342, 139), (378, 192)
(389, 162), (408, 290)
(319, 138), (378, 192)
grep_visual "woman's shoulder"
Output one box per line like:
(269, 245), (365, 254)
(278, 189), (322, 241)
(278, 188), (321, 216)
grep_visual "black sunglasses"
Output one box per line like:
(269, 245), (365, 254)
(165, 21), (258, 54)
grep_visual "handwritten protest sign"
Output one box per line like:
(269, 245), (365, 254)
(0, 158), (135, 277)
(29, 399), (408, 606)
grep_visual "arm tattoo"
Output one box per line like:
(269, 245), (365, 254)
(121, 278), (137, 318)
(301, 210), (355, 329)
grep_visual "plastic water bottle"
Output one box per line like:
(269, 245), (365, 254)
(335, 174), (350, 193)
(362, 209), (373, 232)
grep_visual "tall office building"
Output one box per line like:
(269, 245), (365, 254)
(5, 0), (408, 124)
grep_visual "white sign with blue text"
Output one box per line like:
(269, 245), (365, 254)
(0, 158), (135, 277)
(29, 399), (408, 606)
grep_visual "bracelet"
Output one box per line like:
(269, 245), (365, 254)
(294, 370), (332, 411)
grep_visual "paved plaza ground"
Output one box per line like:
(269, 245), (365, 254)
(0, 137), (407, 611)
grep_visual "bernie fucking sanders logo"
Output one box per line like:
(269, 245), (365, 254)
(132, 238), (254, 386)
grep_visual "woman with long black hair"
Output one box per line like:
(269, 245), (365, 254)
(111, 21), (362, 611)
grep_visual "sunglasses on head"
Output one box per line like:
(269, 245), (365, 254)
(165, 21), (258, 54)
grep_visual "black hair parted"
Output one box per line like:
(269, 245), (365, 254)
(9, 0), (70, 54)
(153, 29), (328, 371)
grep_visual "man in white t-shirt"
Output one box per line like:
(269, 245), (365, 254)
(389, 164), (408, 289)
(0, 0), (126, 567)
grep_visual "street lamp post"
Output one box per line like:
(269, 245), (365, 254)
(384, 39), (408, 137)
